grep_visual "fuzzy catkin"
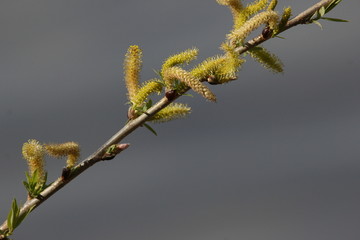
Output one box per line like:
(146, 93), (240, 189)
(248, 46), (283, 73)
(132, 80), (163, 106)
(161, 48), (198, 83)
(45, 142), (80, 168)
(231, 0), (269, 29)
(163, 67), (216, 102)
(150, 103), (191, 123)
(217, 0), (244, 28)
(267, 0), (278, 11)
(124, 45), (142, 102)
(191, 56), (227, 80)
(228, 10), (279, 43)
(22, 139), (46, 179)
(245, 0), (269, 16)
(278, 7), (292, 31)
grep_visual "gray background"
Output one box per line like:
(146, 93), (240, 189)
(1, 1), (359, 239)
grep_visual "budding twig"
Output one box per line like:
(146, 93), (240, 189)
(0, 0), (341, 236)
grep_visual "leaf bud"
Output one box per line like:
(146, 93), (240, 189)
(127, 107), (138, 120)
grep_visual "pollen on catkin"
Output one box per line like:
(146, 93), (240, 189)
(22, 139), (46, 180)
(161, 48), (198, 86)
(245, 0), (269, 16)
(45, 142), (80, 168)
(221, 46), (245, 81)
(267, 0), (278, 11)
(163, 67), (216, 102)
(277, 7), (292, 32)
(150, 103), (191, 123)
(190, 56), (228, 81)
(131, 79), (163, 107)
(216, 0), (244, 28)
(191, 54), (242, 85)
(248, 46), (283, 73)
(216, 0), (243, 8)
(228, 10), (279, 44)
(231, 0), (269, 29)
(124, 45), (142, 102)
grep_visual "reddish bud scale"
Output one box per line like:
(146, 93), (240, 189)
(61, 167), (71, 180)
(127, 108), (138, 120)
(207, 75), (218, 85)
(262, 26), (273, 38)
(165, 90), (178, 101)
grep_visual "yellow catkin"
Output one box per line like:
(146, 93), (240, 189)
(248, 46), (283, 73)
(191, 53), (244, 85)
(216, 0), (243, 7)
(277, 7), (292, 32)
(221, 47), (245, 82)
(131, 80), (163, 106)
(267, 0), (278, 11)
(233, 0), (269, 29)
(161, 48), (198, 87)
(245, 0), (269, 16)
(22, 139), (46, 179)
(217, 0), (244, 29)
(45, 142), (80, 168)
(228, 10), (279, 44)
(124, 45), (142, 102)
(150, 103), (191, 123)
(190, 56), (227, 80)
(163, 67), (216, 102)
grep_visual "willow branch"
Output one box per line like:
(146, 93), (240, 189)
(0, 0), (338, 236)
(235, 0), (334, 54)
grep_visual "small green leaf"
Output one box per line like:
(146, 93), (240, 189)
(146, 99), (153, 109)
(318, 6), (326, 17)
(275, 35), (286, 39)
(312, 20), (323, 29)
(23, 181), (29, 189)
(12, 201), (18, 218)
(23, 170), (48, 198)
(7, 209), (13, 233)
(321, 17), (348, 22)
(13, 206), (34, 229)
(4, 200), (34, 237)
(7, 199), (18, 234)
(325, 0), (342, 13)
(143, 123), (157, 136)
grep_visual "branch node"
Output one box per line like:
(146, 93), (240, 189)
(101, 143), (130, 161)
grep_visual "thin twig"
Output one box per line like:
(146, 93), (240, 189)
(0, 0), (338, 236)
(284, 0), (334, 30)
(234, 0), (334, 54)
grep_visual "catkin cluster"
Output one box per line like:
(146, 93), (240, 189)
(217, 0), (291, 73)
(124, 45), (191, 122)
(122, 0), (294, 124)
(22, 140), (46, 181)
(22, 140), (80, 180)
(160, 47), (243, 102)
(45, 142), (80, 168)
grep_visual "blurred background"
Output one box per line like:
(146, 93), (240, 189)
(1, 1), (359, 239)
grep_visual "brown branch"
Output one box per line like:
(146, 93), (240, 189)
(0, 0), (339, 237)
(284, 0), (334, 30)
(234, 0), (334, 54)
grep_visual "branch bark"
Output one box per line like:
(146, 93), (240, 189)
(0, 0), (338, 237)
